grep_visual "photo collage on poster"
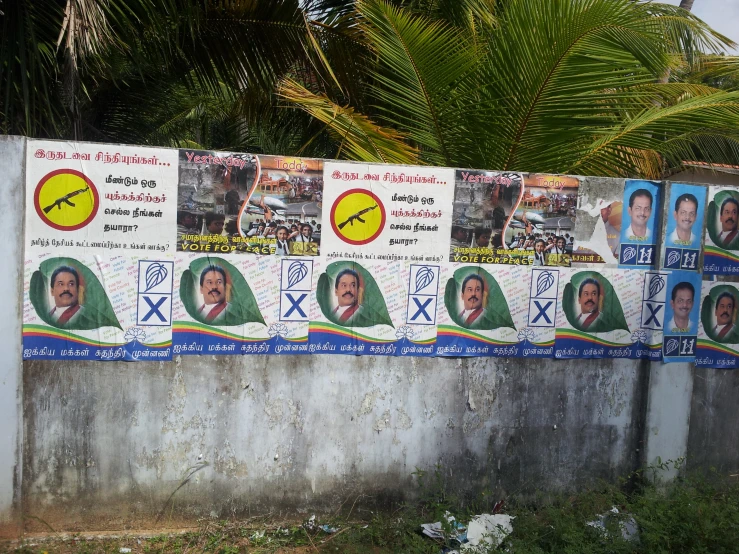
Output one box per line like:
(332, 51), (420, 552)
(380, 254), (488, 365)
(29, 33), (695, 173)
(19, 139), (739, 367)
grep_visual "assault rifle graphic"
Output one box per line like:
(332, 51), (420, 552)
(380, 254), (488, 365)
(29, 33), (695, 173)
(43, 187), (90, 214)
(337, 204), (378, 230)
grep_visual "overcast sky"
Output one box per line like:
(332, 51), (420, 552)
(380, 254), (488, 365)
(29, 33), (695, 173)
(662, 0), (739, 53)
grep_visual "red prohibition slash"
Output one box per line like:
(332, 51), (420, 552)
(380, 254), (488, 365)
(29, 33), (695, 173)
(34, 169), (99, 231)
(331, 188), (386, 245)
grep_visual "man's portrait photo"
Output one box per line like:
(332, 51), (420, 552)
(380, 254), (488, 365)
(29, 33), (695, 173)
(622, 186), (654, 242)
(562, 271), (629, 334)
(332, 268), (363, 323)
(443, 267), (513, 332)
(666, 281), (696, 334)
(718, 196), (739, 247)
(197, 265), (231, 324)
(316, 261), (393, 329)
(458, 273), (487, 327)
(706, 190), (739, 251)
(48, 265), (83, 327)
(574, 277), (602, 331)
(666, 186), (704, 248)
(179, 257), (265, 328)
(701, 285), (739, 344)
(29, 257), (122, 331)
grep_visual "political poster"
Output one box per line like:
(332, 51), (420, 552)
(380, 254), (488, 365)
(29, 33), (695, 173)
(23, 253), (173, 361)
(703, 187), (739, 275)
(177, 152), (324, 257)
(570, 176), (625, 265)
(321, 162), (454, 263)
(662, 183), (706, 272)
(618, 180), (661, 269)
(661, 271), (702, 363)
(309, 258), (414, 356)
(696, 282), (739, 369)
(172, 254), (311, 355)
(554, 269), (655, 359)
(448, 172), (577, 267)
(26, 139), (178, 254)
(435, 265), (554, 357)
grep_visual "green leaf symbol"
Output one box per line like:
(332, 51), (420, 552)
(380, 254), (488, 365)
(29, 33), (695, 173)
(443, 267), (515, 331)
(30, 257), (122, 330)
(707, 191), (739, 250)
(562, 271), (629, 333)
(180, 256), (265, 327)
(316, 261), (393, 328)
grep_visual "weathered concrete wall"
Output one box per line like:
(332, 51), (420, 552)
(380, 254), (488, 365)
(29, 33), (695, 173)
(22, 356), (647, 532)
(687, 368), (739, 475)
(0, 137), (24, 538)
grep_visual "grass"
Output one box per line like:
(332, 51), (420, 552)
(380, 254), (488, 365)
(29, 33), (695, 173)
(9, 470), (739, 553)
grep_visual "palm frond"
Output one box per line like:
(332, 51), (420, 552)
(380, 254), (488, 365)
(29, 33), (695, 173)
(278, 77), (419, 164)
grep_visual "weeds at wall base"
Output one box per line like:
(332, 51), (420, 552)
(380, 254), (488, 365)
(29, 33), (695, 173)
(8, 467), (739, 553)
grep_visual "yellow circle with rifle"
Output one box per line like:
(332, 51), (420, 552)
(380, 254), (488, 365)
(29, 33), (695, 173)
(330, 189), (386, 245)
(34, 170), (99, 231)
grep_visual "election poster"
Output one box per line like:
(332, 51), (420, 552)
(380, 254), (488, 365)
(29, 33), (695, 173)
(26, 139), (178, 254)
(435, 265), (554, 357)
(309, 258), (412, 356)
(696, 282), (739, 369)
(618, 180), (661, 269)
(554, 269), (654, 359)
(23, 253), (173, 361)
(448, 171), (576, 267)
(703, 187), (739, 275)
(21, 137), (724, 364)
(172, 254), (312, 355)
(662, 183), (706, 272)
(321, 162), (454, 262)
(570, 176), (625, 265)
(661, 271), (702, 363)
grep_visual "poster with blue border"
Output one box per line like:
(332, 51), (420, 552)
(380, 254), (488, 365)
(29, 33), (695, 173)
(662, 183), (706, 272)
(661, 270), (702, 363)
(172, 253), (311, 355)
(23, 253), (173, 361)
(618, 180), (660, 269)
(696, 281), (739, 369)
(703, 187), (739, 275)
(435, 265), (555, 357)
(555, 269), (657, 359)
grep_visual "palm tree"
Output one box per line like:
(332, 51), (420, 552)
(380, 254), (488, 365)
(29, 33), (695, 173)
(280, 0), (739, 178)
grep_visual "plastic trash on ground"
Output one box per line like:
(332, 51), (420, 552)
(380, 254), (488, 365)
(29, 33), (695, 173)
(586, 506), (639, 542)
(461, 514), (514, 552)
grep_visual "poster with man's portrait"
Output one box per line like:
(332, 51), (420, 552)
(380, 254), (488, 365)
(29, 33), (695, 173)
(696, 282), (739, 369)
(661, 270), (702, 363)
(618, 179), (661, 269)
(703, 187), (739, 275)
(23, 254), (173, 361)
(555, 269), (652, 359)
(662, 183), (706, 272)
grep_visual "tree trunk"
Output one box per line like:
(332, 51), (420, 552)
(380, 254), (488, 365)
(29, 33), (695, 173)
(679, 0), (695, 11)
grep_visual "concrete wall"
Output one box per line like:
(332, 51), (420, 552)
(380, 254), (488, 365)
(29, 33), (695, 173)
(0, 137), (24, 538)
(3, 141), (738, 535)
(21, 356), (649, 532)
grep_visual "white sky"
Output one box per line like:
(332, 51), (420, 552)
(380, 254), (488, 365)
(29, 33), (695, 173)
(662, 0), (739, 53)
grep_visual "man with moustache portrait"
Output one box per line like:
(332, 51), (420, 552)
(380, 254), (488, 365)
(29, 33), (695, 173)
(668, 193), (698, 246)
(48, 265), (84, 327)
(458, 273), (487, 328)
(718, 197), (739, 247)
(667, 282), (695, 334)
(198, 265), (230, 324)
(575, 278), (602, 331)
(333, 268), (363, 324)
(712, 291), (738, 342)
(624, 188), (653, 241)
